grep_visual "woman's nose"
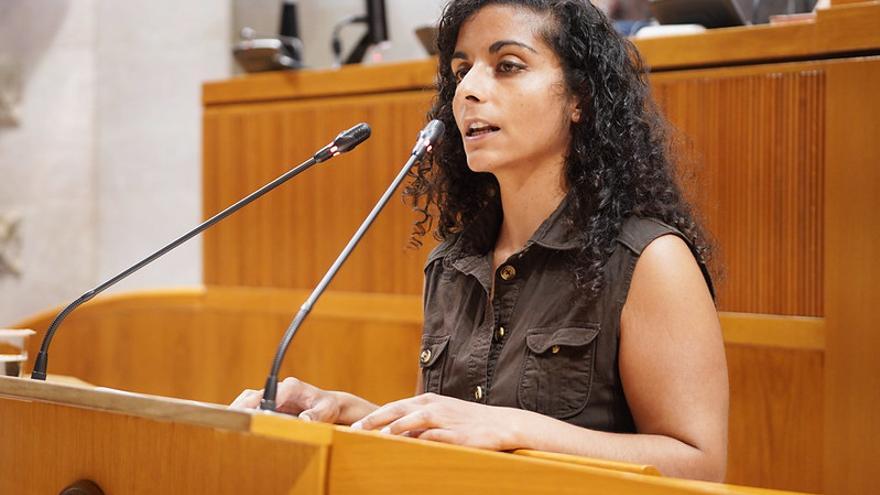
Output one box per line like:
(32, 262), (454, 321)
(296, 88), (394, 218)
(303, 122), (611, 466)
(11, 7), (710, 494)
(457, 65), (490, 103)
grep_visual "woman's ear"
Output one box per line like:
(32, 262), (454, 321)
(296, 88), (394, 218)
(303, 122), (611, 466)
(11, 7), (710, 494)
(571, 98), (583, 123)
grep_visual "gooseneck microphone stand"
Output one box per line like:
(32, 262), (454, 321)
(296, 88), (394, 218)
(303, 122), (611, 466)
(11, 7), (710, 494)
(260, 120), (445, 411)
(30, 123), (372, 380)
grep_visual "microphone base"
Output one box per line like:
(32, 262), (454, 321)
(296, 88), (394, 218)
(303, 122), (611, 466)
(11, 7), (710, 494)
(259, 399), (277, 411)
(31, 352), (48, 380)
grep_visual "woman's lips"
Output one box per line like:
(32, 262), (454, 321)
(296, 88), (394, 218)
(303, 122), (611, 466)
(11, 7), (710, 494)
(464, 127), (500, 142)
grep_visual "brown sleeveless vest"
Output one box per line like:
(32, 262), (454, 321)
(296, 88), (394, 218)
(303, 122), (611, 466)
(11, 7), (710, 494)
(420, 199), (712, 433)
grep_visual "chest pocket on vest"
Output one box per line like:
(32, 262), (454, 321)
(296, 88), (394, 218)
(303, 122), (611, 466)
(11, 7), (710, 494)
(517, 325), (599, 419)
(419, 334), (451, 394)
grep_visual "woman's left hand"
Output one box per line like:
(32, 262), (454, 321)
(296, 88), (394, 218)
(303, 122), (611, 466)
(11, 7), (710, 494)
(350, 392), (528, 450)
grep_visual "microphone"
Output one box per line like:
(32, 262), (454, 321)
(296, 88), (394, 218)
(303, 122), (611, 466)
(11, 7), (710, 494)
(30, 123), (372, 381)
(259, 119), (445, 411)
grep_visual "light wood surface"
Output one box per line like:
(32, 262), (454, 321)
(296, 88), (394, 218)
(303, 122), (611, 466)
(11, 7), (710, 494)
(0, 376), (808, 495)
(635, 2), (880, 70)
(203, 58), (436, 106)
(823, 56), (880, 495)
(0, 377), (327, 495)
(201, 59), (877, 321)
(18, 287), (423, 406)
(725, 345), (824, 492)
(202, 91), (435, 295)
(719, 313), (824, 350)
(327, 428), (804, 495)
(511, 449), (661, 476)
(16, 287), (826, 492)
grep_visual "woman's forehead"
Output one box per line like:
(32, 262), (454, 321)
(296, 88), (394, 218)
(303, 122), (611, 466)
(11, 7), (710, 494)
(454, 5), (551, 54)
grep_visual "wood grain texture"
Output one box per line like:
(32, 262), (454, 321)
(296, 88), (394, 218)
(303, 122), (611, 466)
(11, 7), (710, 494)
(0, 377), (804, 495)
(328, 429), (804, 495)
(16, 288), (824, 492)
(205, 61), (831, 317)
(633, 2), (880, 71)
(652, 64), (825, 316)
(512, 449), (661, 476)
(18, 287), (423, 407)
(719, 313), (824, 350)
(822, 58), (880, 495)
(202, 91), (436, 295)
(725, 345), (824, 493)
(203, 58), (437, 106)
(0, 396), (326, 495)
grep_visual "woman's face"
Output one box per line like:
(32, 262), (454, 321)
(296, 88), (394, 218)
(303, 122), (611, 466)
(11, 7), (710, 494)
(451, 5), (578, 177)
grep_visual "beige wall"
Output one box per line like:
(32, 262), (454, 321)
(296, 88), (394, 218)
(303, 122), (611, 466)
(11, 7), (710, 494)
(0, 0), (231, 325)
(234, 0), (448, 69)
(0, 0), (446, 325)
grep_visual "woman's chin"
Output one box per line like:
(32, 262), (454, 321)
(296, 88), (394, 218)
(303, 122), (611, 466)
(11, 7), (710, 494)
(465, 154), (505, 174)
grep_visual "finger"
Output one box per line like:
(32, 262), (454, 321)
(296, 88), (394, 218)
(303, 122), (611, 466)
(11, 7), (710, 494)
(383, 408), (437, 436)
(229, 389), (262, 410)
(417, 428), (462, 445)
(351, 398), (419, 431)
(401, 429), (427, 438)
(274, 377), (315, 415)
(299, 396), (337, 423)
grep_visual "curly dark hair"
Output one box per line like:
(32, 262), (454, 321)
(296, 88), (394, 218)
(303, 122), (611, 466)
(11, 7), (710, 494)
(404, 0), (713, 299)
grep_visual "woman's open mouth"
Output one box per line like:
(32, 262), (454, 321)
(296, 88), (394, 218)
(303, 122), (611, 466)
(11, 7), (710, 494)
(465, 121), (501, 140)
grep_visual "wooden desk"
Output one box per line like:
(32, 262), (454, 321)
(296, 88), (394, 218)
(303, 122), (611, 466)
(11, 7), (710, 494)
(0, 375), (804, 494)
(197, 5), (880, 493)
(12, 3), (879, 494)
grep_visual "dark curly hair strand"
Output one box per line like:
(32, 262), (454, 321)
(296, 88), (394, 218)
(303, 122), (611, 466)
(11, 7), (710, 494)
(404, 0), (713, 301)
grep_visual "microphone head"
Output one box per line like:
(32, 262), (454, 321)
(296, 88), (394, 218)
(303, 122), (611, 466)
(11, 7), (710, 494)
(333, 123), (372, 154)
(420, 120), (445, 146)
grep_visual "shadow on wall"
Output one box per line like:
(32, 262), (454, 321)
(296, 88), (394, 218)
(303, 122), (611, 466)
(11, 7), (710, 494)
(0, 0), (70, 128)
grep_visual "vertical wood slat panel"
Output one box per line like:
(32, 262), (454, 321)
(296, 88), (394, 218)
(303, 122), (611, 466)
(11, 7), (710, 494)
(203, 91), (435, 295)
(652, 70), (825, 316)
(204, 68), (825, 317)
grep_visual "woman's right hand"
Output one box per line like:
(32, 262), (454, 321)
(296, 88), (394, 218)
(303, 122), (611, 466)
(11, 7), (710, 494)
(229, 377), (345, 423)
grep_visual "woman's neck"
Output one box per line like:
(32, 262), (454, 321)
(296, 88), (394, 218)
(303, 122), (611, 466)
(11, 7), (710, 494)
(494, 162), (567, 261)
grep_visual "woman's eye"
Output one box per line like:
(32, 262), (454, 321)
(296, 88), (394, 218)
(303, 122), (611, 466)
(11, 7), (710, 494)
(453, 66), (469, 82)
(498, 61), (524, 74)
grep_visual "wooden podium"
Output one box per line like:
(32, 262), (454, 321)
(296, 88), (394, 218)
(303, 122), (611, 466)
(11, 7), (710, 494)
(1, 375), (796, 495)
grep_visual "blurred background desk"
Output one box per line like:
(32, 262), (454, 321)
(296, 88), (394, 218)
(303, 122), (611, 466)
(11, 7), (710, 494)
(20, 2), (879, 494)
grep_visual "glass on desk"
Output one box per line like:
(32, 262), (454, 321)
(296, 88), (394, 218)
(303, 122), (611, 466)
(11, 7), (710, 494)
(0, 329), (35, 377)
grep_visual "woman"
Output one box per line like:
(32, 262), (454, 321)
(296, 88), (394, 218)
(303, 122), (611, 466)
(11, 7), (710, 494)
(232, 0), (728, 481)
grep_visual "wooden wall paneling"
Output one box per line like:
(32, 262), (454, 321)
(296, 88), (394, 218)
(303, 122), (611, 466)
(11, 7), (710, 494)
(205, 62), (830, 315)
(203, 91), (435, 295)
(651, 63), (826, 316)
(19, 288), (423, 406)
(724, 344), (824, 493)
(823, 58), (880, 495)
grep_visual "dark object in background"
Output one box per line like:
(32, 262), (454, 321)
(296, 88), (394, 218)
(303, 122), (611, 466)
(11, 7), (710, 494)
(332, 0), (390, 66)
(233, 0), (304, 73)
(752, 0), (818, 24)
(279, 0), (302, 64)
(650, 0), (818, 28)
(415, 26), (438, 56)
(608, 0), (654, 35)
(650, 0), (752, 28)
